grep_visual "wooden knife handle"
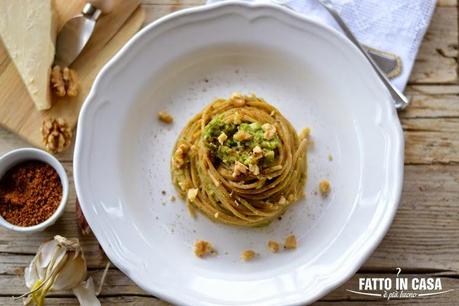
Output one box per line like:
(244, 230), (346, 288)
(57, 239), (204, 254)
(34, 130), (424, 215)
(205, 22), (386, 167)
(87, 0), (121, 14)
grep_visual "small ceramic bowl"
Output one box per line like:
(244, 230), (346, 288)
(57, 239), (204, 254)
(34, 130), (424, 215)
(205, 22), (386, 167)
(0, 148), (69, 233)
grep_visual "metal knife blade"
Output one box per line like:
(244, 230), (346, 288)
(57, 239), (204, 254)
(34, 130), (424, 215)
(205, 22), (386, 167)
(54, 3), (102, 67)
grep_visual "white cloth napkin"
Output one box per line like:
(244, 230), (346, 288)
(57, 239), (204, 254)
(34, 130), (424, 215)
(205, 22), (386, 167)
(206, 0), (436, 90)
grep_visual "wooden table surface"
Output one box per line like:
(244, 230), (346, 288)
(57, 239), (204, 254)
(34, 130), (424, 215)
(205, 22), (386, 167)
(0, 1), (458, 305)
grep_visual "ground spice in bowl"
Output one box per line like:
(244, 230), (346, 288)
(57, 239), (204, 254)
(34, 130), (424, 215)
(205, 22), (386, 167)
(0, 160), (62, 227)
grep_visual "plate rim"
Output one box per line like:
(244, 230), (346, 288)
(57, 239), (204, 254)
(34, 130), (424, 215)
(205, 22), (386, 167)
(74, 1), (405, 305)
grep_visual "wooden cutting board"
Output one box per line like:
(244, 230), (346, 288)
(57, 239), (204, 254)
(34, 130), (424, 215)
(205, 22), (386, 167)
(0, 0), (145, 152)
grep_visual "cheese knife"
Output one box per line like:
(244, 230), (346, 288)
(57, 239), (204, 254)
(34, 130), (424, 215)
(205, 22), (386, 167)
(54, 0), (115, 67)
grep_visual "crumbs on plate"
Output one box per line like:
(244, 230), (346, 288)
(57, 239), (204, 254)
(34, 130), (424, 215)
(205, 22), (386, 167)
(194, 240), (216, 258)
(241, 250), (257, 261)
(158, 111), (173, 124)
(319, 180), (331, 197)
(267, 240), (280, 253)
(284, 234), (297, 250)
(191, 235), (299, 260)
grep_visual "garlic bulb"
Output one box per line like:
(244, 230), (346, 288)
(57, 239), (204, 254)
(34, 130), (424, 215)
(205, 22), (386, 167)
(21, 235), (101, 306)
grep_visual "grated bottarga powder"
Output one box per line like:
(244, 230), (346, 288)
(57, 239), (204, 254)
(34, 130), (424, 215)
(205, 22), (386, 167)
(0, 160), (62, 227)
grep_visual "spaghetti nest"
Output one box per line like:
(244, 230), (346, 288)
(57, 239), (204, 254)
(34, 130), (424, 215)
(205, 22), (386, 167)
(171, 93), (309, 227)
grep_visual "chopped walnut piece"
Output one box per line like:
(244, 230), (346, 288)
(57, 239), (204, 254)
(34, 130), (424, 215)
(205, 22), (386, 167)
(217, 132), (228, 145)
(178, 181), (188, 191)
(187, 188), (199, 202)
(248, 164), (260, 176)
(158, 111), (173, 124)
(252, 145), (262, 155)
(194, 240), (216, 258)
(233, 130), (252, 142)
(230, 92), (246, 107)
(251, 145), (263, 163)
(319, 180), (331, 197)
(41, 118), (72, 153)
(278, 196), (287, 205)
(262, 123), (276, 140)
(284, 235), (297, 250)
(50, 65), (79, 97)
(174, 143), (189, 169)
(241, 250), (256, 261)
(232, 161), (248, 178)
(267, 240), (280, 253)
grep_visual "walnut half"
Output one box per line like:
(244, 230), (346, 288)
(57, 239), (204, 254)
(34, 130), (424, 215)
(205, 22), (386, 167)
(51, 65), (79, 97)
(41, 118), (72, 153)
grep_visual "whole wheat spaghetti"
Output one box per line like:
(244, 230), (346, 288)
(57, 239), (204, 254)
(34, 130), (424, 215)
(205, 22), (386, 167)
(171, 93), (309, 227)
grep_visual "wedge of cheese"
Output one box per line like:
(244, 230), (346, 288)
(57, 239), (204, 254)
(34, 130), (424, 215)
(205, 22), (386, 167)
(0, 0), (57, 110)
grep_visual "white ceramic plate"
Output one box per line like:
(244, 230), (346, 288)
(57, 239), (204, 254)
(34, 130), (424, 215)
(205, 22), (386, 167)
(74, 2), (404, 305)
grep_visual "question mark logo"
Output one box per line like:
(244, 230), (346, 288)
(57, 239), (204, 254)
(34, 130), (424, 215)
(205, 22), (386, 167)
(396, 267), (401, 277)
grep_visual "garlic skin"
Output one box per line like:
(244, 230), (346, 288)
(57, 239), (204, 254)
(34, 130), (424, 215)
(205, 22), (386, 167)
(22, 235), (101, 306)
(73, 278), (100, 306)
